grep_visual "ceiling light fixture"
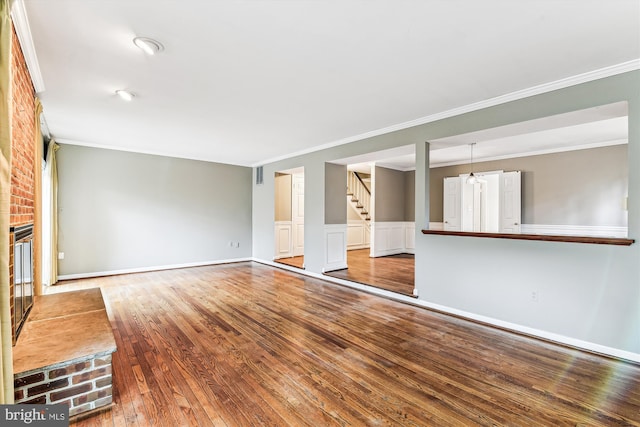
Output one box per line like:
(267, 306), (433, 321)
(115, 89), (135, 101)
(133, 37), (164, 55)
(466, 143), (478, 185)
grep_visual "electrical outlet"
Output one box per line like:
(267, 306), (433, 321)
(235, 242), (240, 248)
(531, 291), (539, 303)
(228, 241), (234, 247)
(58, 252), (64, 260)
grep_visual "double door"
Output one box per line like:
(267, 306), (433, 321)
(443, 171), (521, 233)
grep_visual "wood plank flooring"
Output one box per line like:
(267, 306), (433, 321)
(46, 262), (640, 426)
(275, 256), (304, 269)
(325, 249), (415, 296)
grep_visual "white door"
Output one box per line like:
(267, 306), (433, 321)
(292, 173), (305, 256)
(499, 171), (521, 233)
(443, 177), (461, 231)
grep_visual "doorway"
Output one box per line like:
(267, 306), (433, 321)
(324, 145), (417, 297)
(274, 167), (304, 268)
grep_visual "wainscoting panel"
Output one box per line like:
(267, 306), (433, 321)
(347, 220), (370, 250)
(371, 222), (415, 257)
(405, 223), (415, 253)
(274, 221), (293, 259)
(324, 224), (348, 272)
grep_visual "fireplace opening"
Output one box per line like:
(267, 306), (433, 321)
(12, 224), (34, 343)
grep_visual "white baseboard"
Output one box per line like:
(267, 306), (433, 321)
(411, 299), (640, 364)
(57, 258), (252, 281)
(347, 244), (370, 250)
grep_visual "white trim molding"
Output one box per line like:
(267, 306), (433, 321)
(10, 0), (45, 93)
(323, 224), (348, 273)
(57, 258), (252, 281)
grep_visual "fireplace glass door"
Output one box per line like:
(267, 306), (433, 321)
(14, 225), (34, 339)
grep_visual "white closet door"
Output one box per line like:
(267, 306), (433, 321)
(443, 177), (462, 231)
(499, 171), (521, 233)
(292, 173), (305, 256)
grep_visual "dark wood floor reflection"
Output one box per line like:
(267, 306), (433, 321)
(50, 262), (640, 426)
(325, 248), (415, 296)
(275, 255), (304, 269)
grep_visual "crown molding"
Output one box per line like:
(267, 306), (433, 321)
(253, 59), (640, 167)
(430, 138), (628, 168)
(10, 0), (45, 93)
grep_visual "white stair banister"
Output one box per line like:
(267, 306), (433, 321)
(347, 171), (371, 221)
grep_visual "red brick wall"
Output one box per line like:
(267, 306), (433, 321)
(14, 354), (114, 417)
(10, 24), (36, 227)
(9, 23), (36, 344)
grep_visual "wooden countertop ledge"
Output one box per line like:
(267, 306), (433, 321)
(421, 229), (634, 246)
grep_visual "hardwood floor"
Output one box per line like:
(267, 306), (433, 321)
(275, 255), (304, 269)
(47, 262), (640, 426)
(325, 249), (415, 296)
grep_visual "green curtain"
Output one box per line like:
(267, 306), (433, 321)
(0, 0), (14, 404)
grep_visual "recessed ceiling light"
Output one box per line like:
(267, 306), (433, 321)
(133, 37), (164, 55)
(115, 90), (135, 101)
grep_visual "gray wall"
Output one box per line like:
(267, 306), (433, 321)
(373, 167), (415, 222)
(375, 166), (406, 222)
(430, 144), (628, 226)
(404, 170), (415, 222)
(325, 163), (347, 224)
(57, 145), (252, 276)
(274, 173), (292, 222)
(253, 70), (640, 358)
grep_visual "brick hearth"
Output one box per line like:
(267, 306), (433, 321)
(12, 288), (117, 418)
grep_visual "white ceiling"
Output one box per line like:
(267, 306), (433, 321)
(19, 0), (640, 167)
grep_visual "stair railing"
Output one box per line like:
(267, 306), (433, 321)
(347, 171), (371, 221)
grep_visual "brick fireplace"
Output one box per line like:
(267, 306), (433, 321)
(8, 20), (117, 419)
(10, 20), (37, 346)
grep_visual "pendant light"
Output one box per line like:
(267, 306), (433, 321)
(466, 143), (477, 185)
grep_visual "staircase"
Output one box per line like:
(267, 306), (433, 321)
(347, 171), (371, 221)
